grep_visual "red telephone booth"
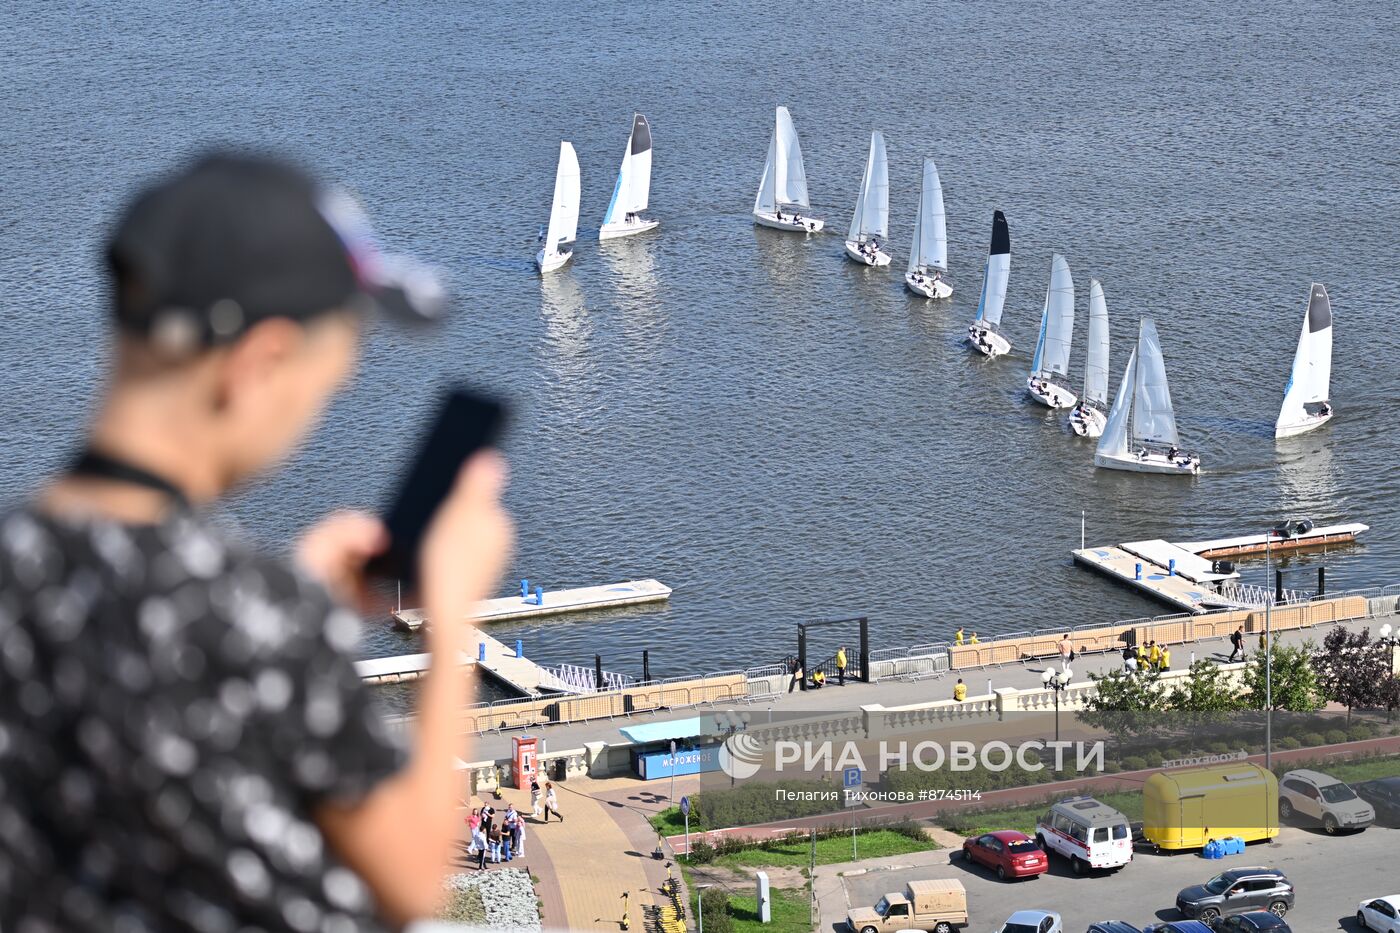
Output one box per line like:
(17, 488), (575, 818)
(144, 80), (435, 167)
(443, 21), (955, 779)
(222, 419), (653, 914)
(512, 735), (539, 789)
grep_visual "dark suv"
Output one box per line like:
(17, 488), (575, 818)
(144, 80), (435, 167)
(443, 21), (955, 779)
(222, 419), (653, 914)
(1175, 867), (1294, 922)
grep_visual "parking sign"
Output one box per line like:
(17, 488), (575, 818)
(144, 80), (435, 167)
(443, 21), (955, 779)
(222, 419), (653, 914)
(843, 767), (862, 788)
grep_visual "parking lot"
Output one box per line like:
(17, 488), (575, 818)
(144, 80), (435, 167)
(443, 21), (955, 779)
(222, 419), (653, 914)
(826, 823), (1399, 931)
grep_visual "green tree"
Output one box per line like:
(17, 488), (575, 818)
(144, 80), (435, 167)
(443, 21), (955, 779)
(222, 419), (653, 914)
(1167, 659), (1246, 714)
(1312, 627), (1390, 722)
(1242, 641), (1322, 712)
(1082, 666), (1168, 737)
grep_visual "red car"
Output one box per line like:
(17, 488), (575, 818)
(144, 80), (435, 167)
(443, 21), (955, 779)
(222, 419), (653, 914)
(962, 830), (1049, 880)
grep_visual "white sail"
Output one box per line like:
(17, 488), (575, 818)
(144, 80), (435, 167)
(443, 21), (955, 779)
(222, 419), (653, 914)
(774, 106), (809, 207)
(1277, 283), (1333, 427)
(908, 158), (946, 274)
(1131, 317), (1179, 446)
(543, 141), (580, 255)
(754, 132), (778, 214)
(1083, 279), (1110, 406)
(602, 113), (652, 226)
(1097, 348), (1137, 459)
(973, 210), (1010, 326)
(848, 131), (888, 242)
(1038, 254), (1075, 376)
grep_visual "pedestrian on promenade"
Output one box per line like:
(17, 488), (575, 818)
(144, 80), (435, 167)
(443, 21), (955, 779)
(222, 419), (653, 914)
(467, 807), (482, 834)
(1136, 641), (1147, 665)
(473, 823), (489, 870)
(787, 658), (804, 693)
(953, 678), (967, 702)
(955, 627), (965, 646)
(513, 815), (526, 857)
(544, 782), (563, 822)
(1159, 646), (1171, 671)
(1229, 625), (1245, 662)
(811, 669), (826, 689)
(530, 780), (543, 820)
(1148, 640), (1162, 669)
(0, 152), (513, 930)
(836, 645), (848, 686)
(969, 632), (980, 644)
(1259, 631), (1268, 653)
(1122, 644), (1137, 672)
(1058, 633), (1073, 672)
(502, 806), (518, 860)
(488, 825), (503, 864)
(482, 805), (496, 837)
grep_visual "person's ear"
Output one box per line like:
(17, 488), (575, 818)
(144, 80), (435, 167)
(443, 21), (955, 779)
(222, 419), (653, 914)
(215, 318), (305, 411)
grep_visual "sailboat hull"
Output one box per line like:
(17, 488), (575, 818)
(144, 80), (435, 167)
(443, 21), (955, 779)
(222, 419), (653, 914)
(754, 210), (823, 233)
(1094, 450), (1200, 475)
(1069, 406), (1107, 438)
(905, 271), (952, 298)
(599, 217), (660, 241)
(967, 323), (1011, 358)
(1027, 378), (1077, 409)
(535, 248), (573, 273)
(844, 241), (892, 267)
(1274, 410), (1334, 439)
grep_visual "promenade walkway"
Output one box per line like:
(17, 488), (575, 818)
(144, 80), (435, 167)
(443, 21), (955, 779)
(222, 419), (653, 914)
(463, 612), (1397, 762)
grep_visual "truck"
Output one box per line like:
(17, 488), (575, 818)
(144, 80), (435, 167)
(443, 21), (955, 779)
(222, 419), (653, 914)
(845, 879), (968, 933)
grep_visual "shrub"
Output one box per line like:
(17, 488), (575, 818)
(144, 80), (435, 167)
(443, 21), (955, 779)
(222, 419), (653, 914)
(1348, 723), (1374, 741)
(1279, 737), (1301, 750)
(1104, 760), (1122, 774)
(1324, 729), (1349, 746)
(1207, 741), (1230, 755)
(689, 839), (716, 863)
(699, 888), (733, 933)
(1122, 756), (1147, 772)
(1301, 732), (1326, 748)
(1143, 750), (1164, 768)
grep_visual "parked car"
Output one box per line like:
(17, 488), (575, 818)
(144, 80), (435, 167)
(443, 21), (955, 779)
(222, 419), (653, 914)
(995, 910), (1062, 933)
(962, 830), (1048, 880)
(1086, 923), (1142, 933)
(1142, 924), (1213, 933)
(1216, 911), (1294, 932)
(845, 879), (967, 933)
(1354, 778), (1400, 828)
(1035, 796), (1134, 875)
(1175, 867), (1294, 923)
(1357, 895), (1400, 933)
(1277, 768), (1374, 833)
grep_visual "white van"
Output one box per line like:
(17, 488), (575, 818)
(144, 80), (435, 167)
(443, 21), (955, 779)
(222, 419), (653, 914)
(1035, 796), (1133, 875)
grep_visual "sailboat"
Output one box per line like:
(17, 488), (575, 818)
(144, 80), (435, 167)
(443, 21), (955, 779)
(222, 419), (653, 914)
(1069, 279), (1111, 437)
(599, 113), (658, 241)
(536, 141), (580, 273)
(1094, 317), (1200, 474)
(1026, 254), (1077, 409)
(1274, 283), (1335, 438)
(905, 158), (951, 298)
(753, 107), (824, 233)
(966, 210), (1011, 357)
(843, 131), (891, 267)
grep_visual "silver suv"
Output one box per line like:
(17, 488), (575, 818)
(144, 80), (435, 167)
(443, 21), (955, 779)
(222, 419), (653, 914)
(1175, 867), (1294, 922)
(1279, 769), (1374, 834)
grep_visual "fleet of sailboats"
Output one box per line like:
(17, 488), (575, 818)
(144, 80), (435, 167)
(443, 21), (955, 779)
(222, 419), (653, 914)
(1026, 254), (1077, 409)
(1070, 280), (1111, 437)
(1274, 283), (1335, 439)
(753, 106), (824, 233)
(599, 113), (657, 241)
(843, 131), (891, 267)
(1094, 317), (1200, 474)
(967, 210), (1012, 357)
(905, 158), (951, 298)
(536, 141), (580, 274)
(529, 110), (1338, 476)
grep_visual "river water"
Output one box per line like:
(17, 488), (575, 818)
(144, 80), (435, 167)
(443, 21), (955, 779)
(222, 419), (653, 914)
(5, 2), (1399, 690)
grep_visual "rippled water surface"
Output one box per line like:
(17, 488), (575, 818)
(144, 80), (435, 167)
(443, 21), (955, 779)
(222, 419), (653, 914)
(5, 1), (1399, 683)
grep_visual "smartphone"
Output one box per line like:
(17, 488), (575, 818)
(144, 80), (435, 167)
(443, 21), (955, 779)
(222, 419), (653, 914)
(366, 387), (507, 587)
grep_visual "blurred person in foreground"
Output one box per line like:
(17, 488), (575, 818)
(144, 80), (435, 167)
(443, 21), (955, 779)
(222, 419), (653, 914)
(0, 153), (512, 930)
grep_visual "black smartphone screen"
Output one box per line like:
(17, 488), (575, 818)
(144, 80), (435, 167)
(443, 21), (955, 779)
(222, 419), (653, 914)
(367, 388), (506, 587)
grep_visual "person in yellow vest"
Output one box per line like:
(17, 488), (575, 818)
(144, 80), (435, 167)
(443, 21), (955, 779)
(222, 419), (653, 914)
(955, 627), (965, 646)
(969, 632), (979, 644)
(1135, 642), (1146, 665)
(835, 646), (848, 686)
(1159, 646), (1171, 671)
(1148, 641), (1162, 668)
(953, 678), (967, 702)
(811, 669), (826, 689)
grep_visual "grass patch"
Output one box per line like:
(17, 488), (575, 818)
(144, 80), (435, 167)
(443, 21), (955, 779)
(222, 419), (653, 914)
(651, 806), (696, 836)
(939, 791), (1144, 836)
(729, 886), (811, 932)
(436, 885), (487, 925)
(712, 828), (937, 870)
(1297, 754), (1400, 784)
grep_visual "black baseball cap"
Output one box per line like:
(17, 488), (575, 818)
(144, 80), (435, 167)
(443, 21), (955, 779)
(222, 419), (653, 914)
(106, 152), (448, 353)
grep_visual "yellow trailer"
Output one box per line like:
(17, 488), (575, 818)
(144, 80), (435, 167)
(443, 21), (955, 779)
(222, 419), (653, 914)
(1142, 762), (1279, 850)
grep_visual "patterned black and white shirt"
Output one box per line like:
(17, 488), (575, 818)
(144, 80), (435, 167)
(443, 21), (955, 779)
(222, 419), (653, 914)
(0, 507), (405, 932)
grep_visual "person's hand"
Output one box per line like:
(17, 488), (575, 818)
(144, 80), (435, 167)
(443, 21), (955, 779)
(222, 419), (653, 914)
(418, 451), (513, 633)
(296, 510), (389, 609)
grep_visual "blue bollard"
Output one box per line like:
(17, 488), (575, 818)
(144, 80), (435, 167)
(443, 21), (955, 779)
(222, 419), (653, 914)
(515, 639), (524, 658)
(1135, 562), (1143, 581)
(478, 642), (486, 661)
(535, 586), (544, 605)
(1169, 558), (1176, 576)
(520, 579), (529, 599)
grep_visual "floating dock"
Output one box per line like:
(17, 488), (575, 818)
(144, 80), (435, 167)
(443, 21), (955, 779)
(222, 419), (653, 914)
(355, 629), (575, 694)
(1180, 523), (1369, 559)
(1074, 522), (1369, 613)
(392, 578), (672, 631)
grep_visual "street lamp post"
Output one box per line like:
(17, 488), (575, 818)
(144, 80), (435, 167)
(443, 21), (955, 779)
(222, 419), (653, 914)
(1265, 532), (1273, 771)
(697, 884), (712, 933)
(1041, 667), (1072, 745)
